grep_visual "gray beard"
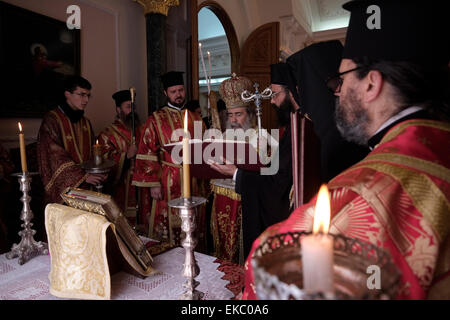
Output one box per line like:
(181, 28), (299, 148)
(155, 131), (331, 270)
(226, 118), (252, 131)
(334, 90), (370, 146)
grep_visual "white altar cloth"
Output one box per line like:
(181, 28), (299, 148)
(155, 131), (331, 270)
(0, 247), (234, 300)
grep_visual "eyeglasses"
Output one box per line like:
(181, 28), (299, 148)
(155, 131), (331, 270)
(326, 67), (362, 93)
(271, 91), (283, 98)
(73, 92), (92, 99)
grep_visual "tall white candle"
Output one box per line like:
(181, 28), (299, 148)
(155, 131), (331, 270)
(300, 184), (334, 295)
(207, 51), (212, 86)
(182, 110), (191, 199)
(18, 122), (28, 173)
(198, 43), (211, 94)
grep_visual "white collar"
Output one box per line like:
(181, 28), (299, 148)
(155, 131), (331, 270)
(167, 102), (183, 111)
(372, 106), (424, 137)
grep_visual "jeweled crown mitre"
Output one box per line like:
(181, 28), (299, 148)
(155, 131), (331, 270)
(219, 73), (253, 109)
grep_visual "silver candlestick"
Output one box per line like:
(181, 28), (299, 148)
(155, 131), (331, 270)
(168, 196), (207, 300)
(241, 83), (272, 137)
(6, 172), (48, 265)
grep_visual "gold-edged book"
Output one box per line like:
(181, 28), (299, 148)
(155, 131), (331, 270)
(60, 187), (153, 277)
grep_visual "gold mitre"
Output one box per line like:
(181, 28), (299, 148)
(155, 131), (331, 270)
(219, 73), (253, 109)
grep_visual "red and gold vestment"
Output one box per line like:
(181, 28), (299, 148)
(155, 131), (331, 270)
(37, 108), (94, 205)
(132, 106), (207, 246)
(98, 119), (151, 230)
(242, 119), (450, 300)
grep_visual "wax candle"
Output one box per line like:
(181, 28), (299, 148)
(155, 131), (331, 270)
(207, 51), (212, 86)
(93, 139), (101, 156)
(18, 122), (28, 173)
(300, 184), (334, 295)
(93, 139), (102, 165)
(198, 43), (211, 94)
(182, 110), (191, 199)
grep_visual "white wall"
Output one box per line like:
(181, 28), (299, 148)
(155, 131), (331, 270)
(197, 0), (296, 48)
(0, 0), (147, 150)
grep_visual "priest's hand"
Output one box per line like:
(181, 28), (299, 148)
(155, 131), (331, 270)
(208, 157), (237, 177)
(127, 144), (138, 159)
(86, 173), (107, 185)
(151, 186), (163, 200)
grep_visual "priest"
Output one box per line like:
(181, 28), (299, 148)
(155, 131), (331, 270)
(37, 75), (107, 205)
(132, 72), (206, 247)
(210, 64), (299, 259)
(242, 0), (450, 300)
(97, 90), (151, 230)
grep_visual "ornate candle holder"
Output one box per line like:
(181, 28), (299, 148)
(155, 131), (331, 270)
(168, 196), (207, 300)
(80, 159), (115, 193)
(6, 172), (48, 265)
(252, 231), (401, 300)
(241, 83), (272, 137)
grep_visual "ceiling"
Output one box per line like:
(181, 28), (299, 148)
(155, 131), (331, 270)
(292, 0), (350, 34)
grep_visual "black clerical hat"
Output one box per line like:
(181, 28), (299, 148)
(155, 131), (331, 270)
(342, 0), (450, 66)
(112, 90), (132, 107)
(161, 71), (184, 90)
(270, 62), (299, 106)
(287, 41), (343, 136)
(270, 63), (291, 86)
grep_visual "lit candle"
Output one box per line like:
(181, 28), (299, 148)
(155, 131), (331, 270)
(207, 51), (212, 86)
(300, 184), (334, 295)
(198, 43), (211, 94)
(93, 139), (102, 165)
(18, 122), (28, 173)
(182, 110), (191, 199)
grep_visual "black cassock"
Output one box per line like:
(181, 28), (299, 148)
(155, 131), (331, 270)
(235, 40), (372, 261)
(235, 124), (293, 260)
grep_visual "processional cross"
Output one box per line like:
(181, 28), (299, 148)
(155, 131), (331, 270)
(241, 83), (272, 137)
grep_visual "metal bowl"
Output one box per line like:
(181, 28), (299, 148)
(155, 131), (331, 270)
(252, 231), (401, 300)
(80, 159), (115, 174)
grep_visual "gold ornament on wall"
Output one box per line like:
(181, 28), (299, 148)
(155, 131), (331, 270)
(133, 0), (180, 16)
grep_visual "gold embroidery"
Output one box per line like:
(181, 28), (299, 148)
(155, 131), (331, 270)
(344, 163), (450, 242)
(45, 204), (112, 300)
(379, 163), (448, 241)
(358, 153), (450, 184)
(110, 124), (131, 146)
(405, 235), (438, 288)
(161, 160), (182, 169)
(380, 120), (450, 146)
(51, 110), (84, 163)
(45, 161), (76, 192)
(131, 180), (161, 188)
(211, 184), (241, 201)
(136, 154), (158, 161)
(165, 108), (177, 141)
(153, 111), (167, 146)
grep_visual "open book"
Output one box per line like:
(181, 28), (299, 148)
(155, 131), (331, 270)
(164, 139), (269, 179)
(60, 187), (154, 277)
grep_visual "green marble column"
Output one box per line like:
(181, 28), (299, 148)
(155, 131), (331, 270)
(134, 0), (179, 114)
(146, 13), (166, 114)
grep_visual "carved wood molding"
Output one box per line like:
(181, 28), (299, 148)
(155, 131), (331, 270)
(133, 0), (179, 16)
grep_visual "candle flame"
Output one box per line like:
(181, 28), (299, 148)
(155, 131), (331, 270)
(18, 122), (23, 132)
(199, 42), (202, 48)
(184, 110), (188, 134)
(313, 184), (331, 234)
(207, 51), (210, 55)
(96, 139), (99, 145)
